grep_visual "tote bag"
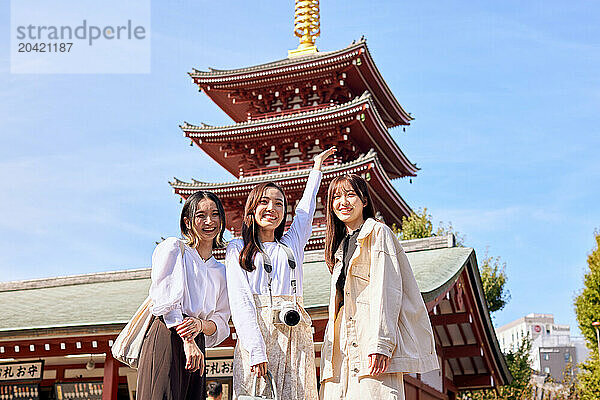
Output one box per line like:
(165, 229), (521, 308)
(110, 296), (154, 369)
(238, 371), (278, 400)
(111, 240), (186, 368)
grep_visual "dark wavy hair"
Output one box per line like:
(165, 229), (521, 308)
(239, 182), (288, 272)
(325, 174), (376, 272)
(180, 191), (226, 249)
(207, 381), (222, 397)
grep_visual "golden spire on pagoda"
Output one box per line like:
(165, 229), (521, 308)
(288, 0), (320, 57)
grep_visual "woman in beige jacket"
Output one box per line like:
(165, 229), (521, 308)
(320, 174), (439, 400)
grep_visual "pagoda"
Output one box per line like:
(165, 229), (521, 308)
(170, 2), (418, 251)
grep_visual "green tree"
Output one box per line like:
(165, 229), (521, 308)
(574, 231), (600, 399)
(460, 337), (532, 399)
(577, 358), (600, 400)
(395, 208), (434, 240)
(480, 251), (511, 313)
(505, 337), (533, 393)
(395, 207), (464, 244)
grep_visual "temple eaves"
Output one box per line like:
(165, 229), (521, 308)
(189, 38), (412, 128)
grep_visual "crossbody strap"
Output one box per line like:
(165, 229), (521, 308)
(260, 241), (298, 306)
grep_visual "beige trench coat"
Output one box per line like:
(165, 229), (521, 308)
(320, 218), (439, 380)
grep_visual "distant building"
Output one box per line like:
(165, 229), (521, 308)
(496, 313), (563, 353)
(496, 314), (590, 383)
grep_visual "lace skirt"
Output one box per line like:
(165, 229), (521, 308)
(233, 295), (318, 400)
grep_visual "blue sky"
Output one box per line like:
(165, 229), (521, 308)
(1, 1), (598, 334)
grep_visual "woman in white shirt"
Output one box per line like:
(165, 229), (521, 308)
(137, 191), (231, 400)
(226, 147), (335, 400)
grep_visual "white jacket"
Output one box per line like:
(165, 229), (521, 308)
(320, 218), (439, 380)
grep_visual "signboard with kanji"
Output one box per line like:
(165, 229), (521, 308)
(0, 361), (43, 382)
(205, 359), (234, 377)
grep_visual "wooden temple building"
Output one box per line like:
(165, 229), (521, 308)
(0, 235), (510, 400)
(0, 4), (511, 400)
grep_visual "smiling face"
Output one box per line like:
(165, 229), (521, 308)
(254, 187), (286, 234)
(332, 180), (366, 228)
(188, 198), (221, 244)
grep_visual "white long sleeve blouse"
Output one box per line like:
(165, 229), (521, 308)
(225, 170), (322, 365)
(149, 237), (231, 348)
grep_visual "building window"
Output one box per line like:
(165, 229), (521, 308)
(544, 367), (551, 374)
(565, 352), (571, 362)
(543, 353), (549, 361)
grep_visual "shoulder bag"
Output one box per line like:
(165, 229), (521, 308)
(111, 240), (186, 368)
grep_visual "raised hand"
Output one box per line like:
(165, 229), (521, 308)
(313, 146), (337, 171)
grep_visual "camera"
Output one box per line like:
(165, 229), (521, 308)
(272, 301), (301, 326)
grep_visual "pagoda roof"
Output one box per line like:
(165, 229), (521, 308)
(182, 92), (418, 179)
(171, 150), (412, 227)
(189, 38), (413, 127)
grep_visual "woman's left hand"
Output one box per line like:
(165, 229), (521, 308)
(176, 317), (203, 340)
(313, 146), (337, 171)
(183, 339), (205, 373)
(368, 353), (390, 376)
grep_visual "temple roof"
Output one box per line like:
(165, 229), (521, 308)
(0, 236), (491, 332)
(189, 38), (413, 127)
(182, 92), (370, 136)
(171, 150), (411, 228)
(182, 92), (418, 179)
(190, 42), (359, 77)
(172, 149), (374, 189)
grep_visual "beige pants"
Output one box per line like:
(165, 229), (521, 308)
(319, 306), (405, 400)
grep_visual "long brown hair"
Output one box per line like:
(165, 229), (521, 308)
(180, 191), (226, 249)
(325, 174), (376, 272)
(239, 182), (288, 272)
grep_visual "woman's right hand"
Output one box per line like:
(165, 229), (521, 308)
(176, 317), (202, 340)
(250, 361), (268, 377)
(183, 339), (205, 373)
(312, 146), (336, 171)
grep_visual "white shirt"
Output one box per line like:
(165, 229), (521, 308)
(149, 237), (231, 348)
(225, 170), (322, 365)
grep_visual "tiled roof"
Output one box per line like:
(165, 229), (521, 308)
(0, 236), (470, 332)
(181, 92), (372, 137)
(189, 39), (366, 79)
(0, 274), (150, 332)
(170, 150), (378, 190)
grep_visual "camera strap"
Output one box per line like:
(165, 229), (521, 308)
(260, 240), (298, 307)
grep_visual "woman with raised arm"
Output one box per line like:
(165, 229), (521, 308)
(137, 191), (231, 400)
(320, 174), (439, 400)
(226, 147), (336, 400)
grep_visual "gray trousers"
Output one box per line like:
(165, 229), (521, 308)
(137, 317), (206, 400)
